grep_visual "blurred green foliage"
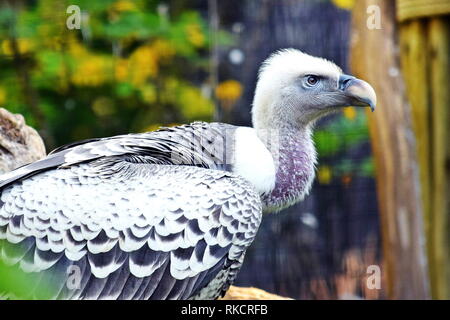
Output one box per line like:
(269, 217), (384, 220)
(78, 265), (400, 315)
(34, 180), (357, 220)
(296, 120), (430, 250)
(0, 0), (231, 148)
(314, 108), (374, 184)
(0, 240), (58, 299)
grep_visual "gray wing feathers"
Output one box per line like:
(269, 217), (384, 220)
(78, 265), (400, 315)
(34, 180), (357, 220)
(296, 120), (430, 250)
(0, 122), (236, 190)
(0, 160), (261, 299)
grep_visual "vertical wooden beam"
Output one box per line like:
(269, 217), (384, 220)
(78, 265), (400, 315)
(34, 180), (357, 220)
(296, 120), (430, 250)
(428, 17), (450, 299)
(399, 12), (450, 300)
(350, 0), (430, 299)
(400, 20), (431, 230)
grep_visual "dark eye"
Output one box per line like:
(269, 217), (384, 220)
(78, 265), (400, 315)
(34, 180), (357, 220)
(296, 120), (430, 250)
(305, 75), (320, 87)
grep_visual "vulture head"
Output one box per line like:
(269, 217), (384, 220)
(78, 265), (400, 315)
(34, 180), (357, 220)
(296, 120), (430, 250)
(252, 49), (376, 130)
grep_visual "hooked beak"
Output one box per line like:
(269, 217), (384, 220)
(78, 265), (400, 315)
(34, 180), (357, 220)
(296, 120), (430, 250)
(338, 74), (377, 112)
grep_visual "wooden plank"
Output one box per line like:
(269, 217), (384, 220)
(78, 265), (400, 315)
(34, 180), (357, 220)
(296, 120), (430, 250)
(399, 15), (450, 300)
(397, 0), (450, 21)
(404, 20), (431, 228)
(429, 17), (450, 299)
(350, 0), (430, 299)
(399, 21), (432, 282)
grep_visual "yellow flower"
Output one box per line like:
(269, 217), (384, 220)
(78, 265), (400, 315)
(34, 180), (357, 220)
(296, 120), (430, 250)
(215, 80), (243, 102)
(108, 0), (138, 21)
(186, 24), (205, 47)
(1, 39), (34, 56)
(0, 87), (6, 105)
(110, 0), (138, 12)
(343, 107), (357, 121)
(114, 58), (129, 82)
(129, 45), (158, 86)
(68, 39), (89, 57)
(151, 39), (175, 60)
(215, 80), (243, 110)
(114, 40), (175, 86)
(318, 166), (333, 184)
(179, 86), (214, 119)
(72, 56), (111, 87)
(332, 0), (355, 10)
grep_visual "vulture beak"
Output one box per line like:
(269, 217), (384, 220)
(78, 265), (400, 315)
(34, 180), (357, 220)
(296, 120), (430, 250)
(338, 74), (377, 112)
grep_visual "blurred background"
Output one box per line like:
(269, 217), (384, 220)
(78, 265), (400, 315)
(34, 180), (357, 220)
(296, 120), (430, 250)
(0, 0), (448, 299)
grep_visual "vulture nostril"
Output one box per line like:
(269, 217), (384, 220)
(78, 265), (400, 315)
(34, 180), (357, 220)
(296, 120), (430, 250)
(339, 74), (356, 90)
(343, 79), (352, 85)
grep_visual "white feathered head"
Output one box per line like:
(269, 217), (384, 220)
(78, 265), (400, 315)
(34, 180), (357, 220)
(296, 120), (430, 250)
(252, 49), (376, 130)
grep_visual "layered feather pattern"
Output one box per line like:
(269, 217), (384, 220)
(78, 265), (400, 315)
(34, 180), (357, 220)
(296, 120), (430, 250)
(0, 122), (262, 299)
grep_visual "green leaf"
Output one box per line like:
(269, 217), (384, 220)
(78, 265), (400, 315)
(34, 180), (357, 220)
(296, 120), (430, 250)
(115, 82), (134, 97)
(314, 130), (342, 157)
(360, 157), (375, 177)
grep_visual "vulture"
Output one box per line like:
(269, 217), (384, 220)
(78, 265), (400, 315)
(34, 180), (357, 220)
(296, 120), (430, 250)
(0, 49), (376, 300)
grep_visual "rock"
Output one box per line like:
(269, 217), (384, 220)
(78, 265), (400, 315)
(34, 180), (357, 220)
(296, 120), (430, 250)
(221, 286), (292, 300)
(0, 108), (46, 174)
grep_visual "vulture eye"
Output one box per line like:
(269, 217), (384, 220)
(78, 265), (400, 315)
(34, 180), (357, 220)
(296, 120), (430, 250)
(305, 75), (320, 87)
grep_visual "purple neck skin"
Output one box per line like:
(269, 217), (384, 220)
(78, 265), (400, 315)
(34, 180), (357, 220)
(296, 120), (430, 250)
(261, 126), (317, 212)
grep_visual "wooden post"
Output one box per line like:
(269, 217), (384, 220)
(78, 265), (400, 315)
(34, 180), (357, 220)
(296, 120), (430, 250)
(397, 0), (450, 299)
(428, 17), (450, 299)
(399, 20), (431, 227)
(397, 10), (450, 299)
(350, 0), (430, 299)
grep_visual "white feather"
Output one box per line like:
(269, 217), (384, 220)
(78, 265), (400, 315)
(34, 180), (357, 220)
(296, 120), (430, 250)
(129, 253), (167, 278)
(64, 248), (86, 261)
(89, 258), (122, 279)
(233, 127), (276, 194)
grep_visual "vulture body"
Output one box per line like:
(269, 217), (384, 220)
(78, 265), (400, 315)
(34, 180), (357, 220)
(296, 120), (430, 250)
(0, 49), (376, 299)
